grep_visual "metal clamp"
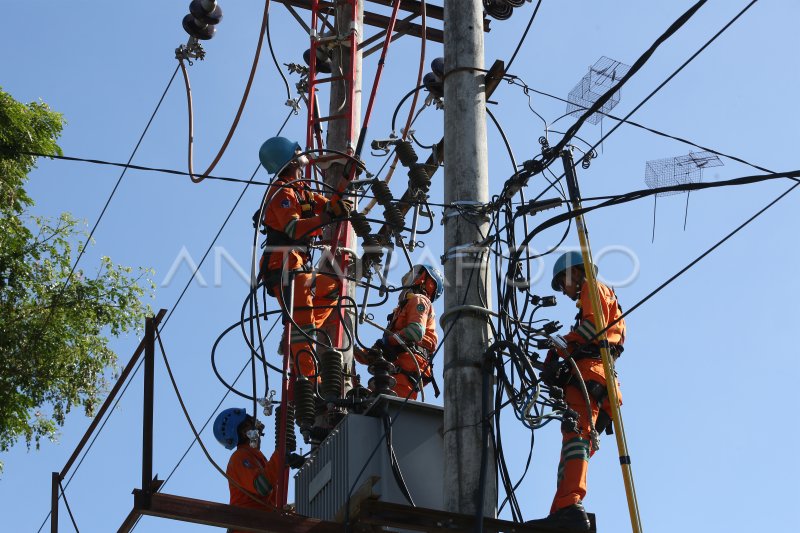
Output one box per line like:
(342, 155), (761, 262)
(441, 201), (490, 224)
(439, 304), (497, 326)
(441, 242), (489, 264)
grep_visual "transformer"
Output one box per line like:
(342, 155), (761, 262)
(295, 395), (444, 520)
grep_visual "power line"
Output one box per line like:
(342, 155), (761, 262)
(24, 151), (270, 185)
(63, 65), (181, 288)
(580, 0), (759, 166)
(34, 108), (294, 532)
(550, 0), (708, 158)
(505, 0), (544, 72)
(507, 79), (774, 175)
(586, 181), (798, 349)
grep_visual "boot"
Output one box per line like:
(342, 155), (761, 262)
(525, 502), (591, 531)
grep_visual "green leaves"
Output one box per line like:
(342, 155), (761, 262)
(0, 88), (153, 470)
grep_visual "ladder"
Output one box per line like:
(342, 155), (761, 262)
(305, 0), (359, 165)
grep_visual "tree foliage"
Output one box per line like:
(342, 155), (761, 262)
(0, 88), (152, 469)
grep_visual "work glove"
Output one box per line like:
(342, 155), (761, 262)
(354, 346), (379, 365)
(252, 208), (266, 234)
(540, 353), (570, 388)
(324, 198), (353, 220)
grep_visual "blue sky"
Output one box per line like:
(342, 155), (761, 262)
(2, 1), (799, 531)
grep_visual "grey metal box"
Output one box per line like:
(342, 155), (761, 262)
(295, 395), (444, 520)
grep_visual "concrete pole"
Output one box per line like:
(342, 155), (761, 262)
(321, 0), (363, 391)
(442, 0), (496, 517)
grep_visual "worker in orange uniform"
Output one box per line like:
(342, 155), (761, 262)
(214, 407), (279, 515)
(214, 407), (304, 526)
(254, 137), (352, 378)
(354, 264), (442, 400)
(528, 251), (626, 531)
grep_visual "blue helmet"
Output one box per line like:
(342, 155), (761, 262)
(213, 407), (249, 450)
(551, 251), (595, 291)
(403, 264), (444, 301)
(259, 137), (301, 174)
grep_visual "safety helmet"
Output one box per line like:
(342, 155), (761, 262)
(259, 137), (301, 174)
(402, 264), (444, 301)
(551, 251), (595, 291)
(213, 407), (249, 450)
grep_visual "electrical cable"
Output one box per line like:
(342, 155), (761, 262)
(126, 356), (257, 533)
(35, 111), (295, 533)
(17, 151), (271, 186)
(22, 64), (180, 368)
(266, 3), (292, 101)
(577, 0), (759, 171)
(155, 329), (279, 511)
(35, 353), (143, 533)
(179, 0), (272, 183)
(585, 181), (798, 350)
(505, 0), (544, 72)
(506, 79), (775, 175)
(382, 412), (416, 507)
(58, 480), (81, 533)
(548, 0), (708, 160)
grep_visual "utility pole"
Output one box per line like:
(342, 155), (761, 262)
(321, 0), (363, 392)
(442, 0), (496, 518)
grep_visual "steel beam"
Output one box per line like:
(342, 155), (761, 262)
(59, 309), (167, 479)
(122, 491), (342, 533)
(356, 500), (597, 532)
(272, 0), (466, 44)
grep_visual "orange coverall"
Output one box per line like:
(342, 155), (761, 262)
(383, 292), (438, 400)
(226, 446), (280, 524)
(550, 279), (625, 513)
(260, 177), (340, 377)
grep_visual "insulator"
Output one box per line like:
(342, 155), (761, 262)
(294, 377), (316, 430)
(423, 72), (444, 99)
(189, 0), (224, 25)
(430, 57), (444, 78)
(303, 48), (332, 74)
(384, 203), (406, 230)
(362, 234), (381, 249)
(371, 180), (394, 206)
(408, 164), (431, 192)
(505, 0), (526, 6)
(395, 140), (419, 167)
(361, 234), (384, 270)
(349, 212), (373, 237)
(182, 14), (216, 40)
(318, 349), (344, 400)
(368, 358), (397, 397)
(484, 0), (513, 21)
(274, 404), (297, 452)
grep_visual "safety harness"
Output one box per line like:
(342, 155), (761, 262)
(257, 183), (319, 295)
(562, 285), (625, 435)
(384, 290), (441, 397)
